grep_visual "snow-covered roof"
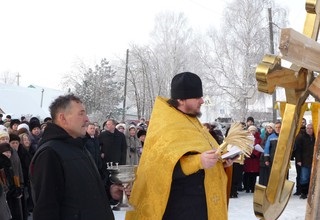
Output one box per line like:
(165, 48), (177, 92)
(0, 83), (65, 120)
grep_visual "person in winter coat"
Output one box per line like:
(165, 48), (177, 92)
(125, 125), (141, 165)
(0, 142), (23, 220)
(29, 94), (125, 220)
(263, 121), (281, 185)
(295, 123), (315, 199)
(258, 123), (274, 186)
(0, 143), (14, 220)
(85, 123), (104, 179)
(243, 126), (262, 193)
(98, 119), (127, 165)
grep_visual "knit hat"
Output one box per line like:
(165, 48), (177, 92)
(0, 143), (11, 153)
(18, 123), (30, 132)
(10, 119), (21, 129)
(9, 133), (20, 143)
(137, 129), (146, 138)
(29, 121), (41, 131)
(266, 122), (275, 130)
(246, 116), (254, 123)
(248, 125), (257, 132)
(171, 72), (203, 99)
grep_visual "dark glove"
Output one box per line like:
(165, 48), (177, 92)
(7, 186), (22, 198)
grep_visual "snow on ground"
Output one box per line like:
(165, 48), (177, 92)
(228, 161), (307, 220)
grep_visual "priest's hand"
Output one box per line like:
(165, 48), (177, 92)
(200, 149), (219, 169)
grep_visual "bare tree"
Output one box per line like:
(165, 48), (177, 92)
(0, 71), (17, 85)
(196, 0), (287, 121)
(125, 12), (201, 120)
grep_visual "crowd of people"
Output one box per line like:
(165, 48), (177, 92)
(0, 71), (315, 220)
(0, 108), (147, 220)
(204, 116), (314, 201)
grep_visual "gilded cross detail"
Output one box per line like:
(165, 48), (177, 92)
(253, 0), (320, 219)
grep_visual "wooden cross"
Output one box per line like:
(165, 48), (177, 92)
(253, 1), (320, 219)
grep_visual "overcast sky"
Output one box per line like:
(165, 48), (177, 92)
(0, 0), (306, 89)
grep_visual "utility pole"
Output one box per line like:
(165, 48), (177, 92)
(268, 8), (277, 122)
(122, 49), (129, 122)
(40, 89), (44, 108)
(16, 72), (21, 86)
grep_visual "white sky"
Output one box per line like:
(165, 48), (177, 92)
(0, 0), (306, 89)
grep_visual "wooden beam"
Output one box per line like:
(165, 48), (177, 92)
(279, 28), (320, 71)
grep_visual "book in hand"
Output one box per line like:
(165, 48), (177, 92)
(221, 146), (242, 160)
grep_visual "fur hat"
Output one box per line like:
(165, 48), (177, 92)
(0, 143), (11, 154)
(171, 72), (203, 99)
(9, 133), (20, 143)
(137, 129), (146, 138)
(128, 124), (136, 130)
(116, 123), (126, 130)
(10, 119), (21, 129)
(29, 121), (41, 131)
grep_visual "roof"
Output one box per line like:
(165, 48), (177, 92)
(0, 83), (65, 120)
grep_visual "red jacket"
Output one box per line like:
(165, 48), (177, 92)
(244, 132), (262, 173)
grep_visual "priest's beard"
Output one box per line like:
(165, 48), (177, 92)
(186, 112), (202, 118)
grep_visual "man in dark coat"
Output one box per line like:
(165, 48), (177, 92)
(85, 122), (104, 179)
(29, 94), (123, 220)
(98, 119), (127, 165)
(295, 123), (315, 199)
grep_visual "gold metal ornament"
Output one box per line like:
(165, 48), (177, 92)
(253, 1), (320, 219)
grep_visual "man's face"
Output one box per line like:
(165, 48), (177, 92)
(178, 97), (204, 117)
(306, 124), (314, 136)
(105, 120), (115, 133)
(87, 124), (96, 136)
(274, 123), (281, 134)
(63, 101), (89, 138)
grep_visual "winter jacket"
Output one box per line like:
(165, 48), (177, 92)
(244, 132), (262, 173)
(264, 132), (279, 165)
(98, 129), (127, 165)
(295, 132), (315, 167)
(84, 133), (104, 179)
(30, 123), (114, 220)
